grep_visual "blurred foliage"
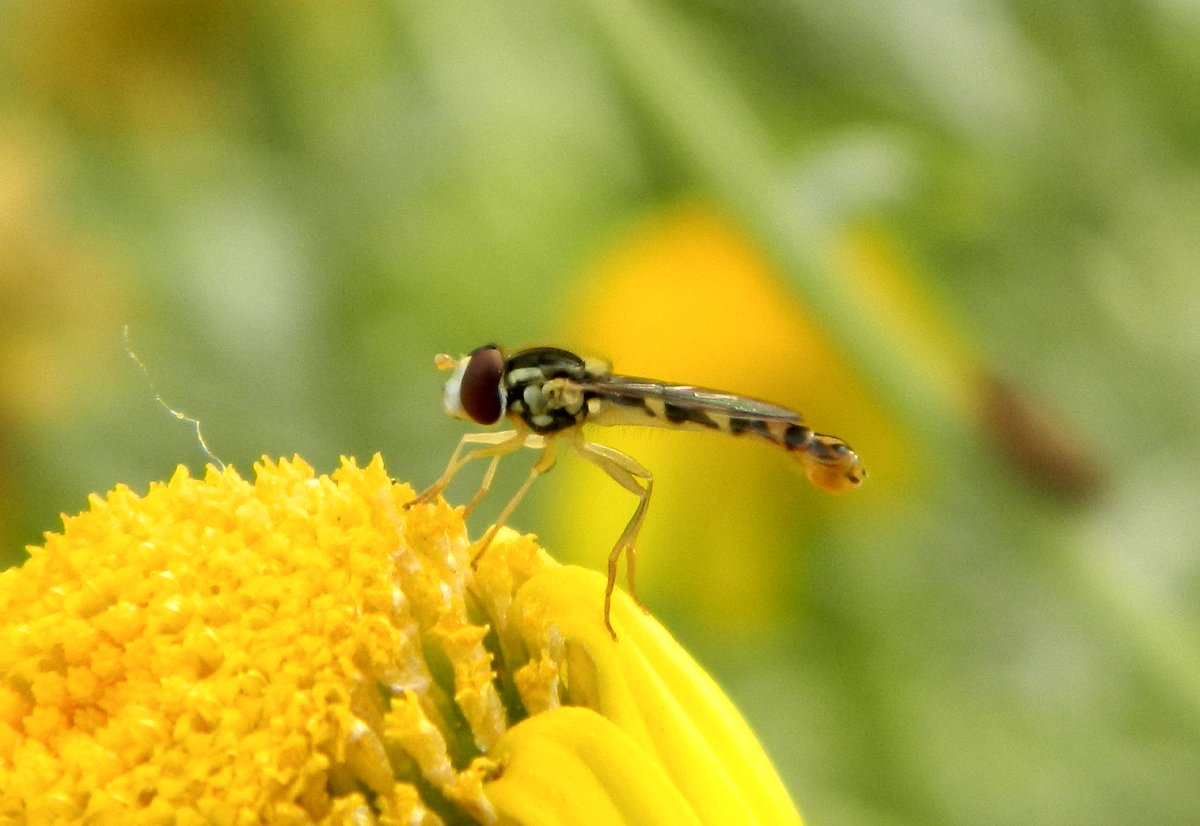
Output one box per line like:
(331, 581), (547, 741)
(2, 1), (1200, 824)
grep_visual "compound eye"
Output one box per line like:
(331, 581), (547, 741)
(458, 345), (505, 424)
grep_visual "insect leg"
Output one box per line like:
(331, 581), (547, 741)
(405, 429), (529, 510)
(571, 436), (653, 639)
(471, 436), (558, 567)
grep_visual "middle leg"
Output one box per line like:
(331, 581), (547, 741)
(471, 436), (560, 567)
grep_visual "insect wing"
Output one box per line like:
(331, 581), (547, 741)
(583, 375), (804, 423)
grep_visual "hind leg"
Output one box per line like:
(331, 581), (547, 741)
(572, 436), (653, 639)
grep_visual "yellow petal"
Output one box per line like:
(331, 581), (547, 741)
(506, 566), (801, 826)
(486, 706), (701, 826)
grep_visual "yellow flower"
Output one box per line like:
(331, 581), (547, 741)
(0, 456), (801, 824)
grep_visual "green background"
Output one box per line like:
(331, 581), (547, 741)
(3, 2), (1199, 823)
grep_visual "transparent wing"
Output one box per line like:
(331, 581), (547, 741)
(581, 375), (804, 423)
(581, 374), (865, 493)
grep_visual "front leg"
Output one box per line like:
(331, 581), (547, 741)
(405, 429), (531, 510)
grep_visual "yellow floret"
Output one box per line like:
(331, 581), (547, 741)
(0, 455), (801, 824)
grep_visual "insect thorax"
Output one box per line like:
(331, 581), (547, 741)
(503, 347), (602, 434)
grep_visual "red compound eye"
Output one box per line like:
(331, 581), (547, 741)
(459, 345), (505, 424)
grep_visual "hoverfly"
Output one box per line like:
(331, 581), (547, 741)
(407, 344), (865, 638)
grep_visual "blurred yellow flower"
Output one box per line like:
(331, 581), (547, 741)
(549, 205), (913, 630)
(0, 456), (801, 824)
